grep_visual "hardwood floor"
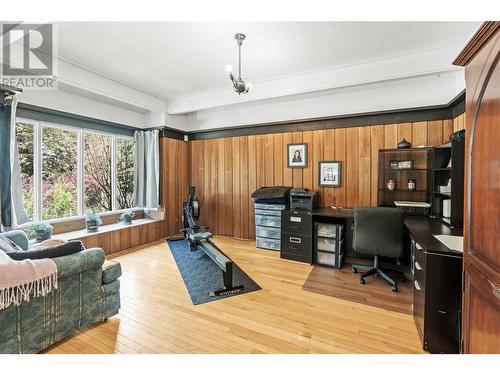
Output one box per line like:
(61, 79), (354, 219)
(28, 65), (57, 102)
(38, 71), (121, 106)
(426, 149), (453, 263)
(44, 236), (425, 354)
(303, 262), (413, 315)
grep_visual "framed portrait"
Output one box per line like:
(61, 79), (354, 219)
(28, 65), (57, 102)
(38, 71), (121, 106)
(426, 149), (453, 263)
(319, 161), (341, 187)
(287, 143), (308, 168)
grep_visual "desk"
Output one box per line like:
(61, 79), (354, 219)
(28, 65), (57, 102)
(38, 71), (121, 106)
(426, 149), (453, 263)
(404, 216), (463, 256)
(294, 206), (463, 353)
(405, 216), (463, 354)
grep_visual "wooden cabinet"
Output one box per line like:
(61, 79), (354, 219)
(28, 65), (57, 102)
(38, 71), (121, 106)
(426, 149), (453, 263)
(454, 21), (500, 354)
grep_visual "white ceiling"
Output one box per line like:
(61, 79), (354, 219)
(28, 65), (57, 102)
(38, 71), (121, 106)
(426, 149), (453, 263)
(56, 22), (479, 101)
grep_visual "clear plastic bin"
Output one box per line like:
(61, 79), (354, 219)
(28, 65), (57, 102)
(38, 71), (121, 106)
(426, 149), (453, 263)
(255, 214), (281, 227)
(316, 223), (344, 239)
(256, 226), (281, 239)
(316, 251), (343, 267)
(256, 237), (280, 250)
(316, 237), (343, 252)
(254, 203), (286, 211)
(255, 209), (282, 216)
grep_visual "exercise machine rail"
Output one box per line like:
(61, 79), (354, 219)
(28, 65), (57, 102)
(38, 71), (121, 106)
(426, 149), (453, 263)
(182, 186), (243, 297)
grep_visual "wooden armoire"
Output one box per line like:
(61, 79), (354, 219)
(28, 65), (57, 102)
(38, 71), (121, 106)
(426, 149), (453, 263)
(453, 22), (500, 354)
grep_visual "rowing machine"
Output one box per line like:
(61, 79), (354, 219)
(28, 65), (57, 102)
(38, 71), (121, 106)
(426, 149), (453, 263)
(182, 186), (243, 297)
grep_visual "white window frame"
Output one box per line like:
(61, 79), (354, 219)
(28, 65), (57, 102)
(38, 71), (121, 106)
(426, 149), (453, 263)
(15, 117), (137, 224)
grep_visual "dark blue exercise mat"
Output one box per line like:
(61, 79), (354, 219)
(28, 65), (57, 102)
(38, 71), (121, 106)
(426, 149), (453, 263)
(167, 239), (261, 305)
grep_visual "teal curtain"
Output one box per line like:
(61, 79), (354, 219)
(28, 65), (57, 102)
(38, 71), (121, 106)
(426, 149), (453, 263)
(0, 101), (12, 227)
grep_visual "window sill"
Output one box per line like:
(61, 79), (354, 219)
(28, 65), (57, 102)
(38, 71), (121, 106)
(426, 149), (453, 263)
(52, 217), (163, 242)
(46, 209), (146, 235)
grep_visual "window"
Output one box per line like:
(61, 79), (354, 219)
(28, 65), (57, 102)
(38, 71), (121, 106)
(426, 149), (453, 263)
(41, 126), (79, 220)
(116, 138), (135, 210)
(15, 119), (136, 222)
(84, 133), (112, 213)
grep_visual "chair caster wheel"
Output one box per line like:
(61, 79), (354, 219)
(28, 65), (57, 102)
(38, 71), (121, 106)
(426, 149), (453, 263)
(359, 278), (366, 285)
(352, 267), (357, 273)
(392, 286), (398, 292)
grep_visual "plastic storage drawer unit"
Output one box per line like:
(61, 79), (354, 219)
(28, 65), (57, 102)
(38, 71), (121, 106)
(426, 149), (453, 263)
(254, 202), (286, 251)
(314, 222), (344, 268)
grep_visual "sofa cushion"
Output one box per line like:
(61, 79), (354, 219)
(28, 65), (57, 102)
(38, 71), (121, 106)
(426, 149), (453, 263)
(0, 231), (29, 251)
(0, 235), (23, 253)
(102, 260), (122, 284)
(5, 241), (84, 261)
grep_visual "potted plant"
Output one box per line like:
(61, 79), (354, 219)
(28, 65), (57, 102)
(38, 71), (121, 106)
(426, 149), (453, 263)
(120, 211), (135, 225)
(85, 212), (102, 233)
(25, 222), (53, 241)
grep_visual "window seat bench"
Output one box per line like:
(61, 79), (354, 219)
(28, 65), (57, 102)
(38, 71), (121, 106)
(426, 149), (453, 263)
(46, 218), (166, 255)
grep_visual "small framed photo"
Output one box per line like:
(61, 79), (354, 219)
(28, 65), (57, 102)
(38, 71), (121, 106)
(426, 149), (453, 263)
(319, 161), (341, 187)
(389, 160), (399, 169)
(287, 143), (308, 168)
(397, 160), (413, 169)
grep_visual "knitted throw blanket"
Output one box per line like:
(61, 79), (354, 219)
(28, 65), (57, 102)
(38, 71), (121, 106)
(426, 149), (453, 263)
(0, 250), (58, 310)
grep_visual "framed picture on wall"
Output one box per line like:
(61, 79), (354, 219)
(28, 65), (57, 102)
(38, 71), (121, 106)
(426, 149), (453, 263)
(319, 161), (341, 187)
(287, 143), (308, 168)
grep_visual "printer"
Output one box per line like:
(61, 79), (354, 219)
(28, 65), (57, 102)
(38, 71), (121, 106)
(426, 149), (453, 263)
(290, 188), (318, 211)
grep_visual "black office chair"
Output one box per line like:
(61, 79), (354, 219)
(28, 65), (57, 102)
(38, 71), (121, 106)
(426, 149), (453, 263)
(351, 207), (405, 292)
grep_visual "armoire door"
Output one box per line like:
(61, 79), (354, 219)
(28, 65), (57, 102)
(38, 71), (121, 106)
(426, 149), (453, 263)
(455, 22), (500, 354)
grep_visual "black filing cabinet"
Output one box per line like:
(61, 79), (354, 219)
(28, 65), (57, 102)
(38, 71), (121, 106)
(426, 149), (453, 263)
(410, 236), (462, 353)
(280, 210), (313, 263)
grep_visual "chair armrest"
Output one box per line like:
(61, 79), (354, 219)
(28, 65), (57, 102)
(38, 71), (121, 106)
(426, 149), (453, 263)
(1, 230), (29, 250)
(53, 248), (105, 278)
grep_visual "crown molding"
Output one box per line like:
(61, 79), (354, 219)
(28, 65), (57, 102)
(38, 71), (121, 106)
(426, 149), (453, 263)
(454, 22), (500, 66)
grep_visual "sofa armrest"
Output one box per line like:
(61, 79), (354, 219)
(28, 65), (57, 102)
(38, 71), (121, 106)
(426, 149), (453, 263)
(1, 230), (29, 250)
(53, 248), (105, 278)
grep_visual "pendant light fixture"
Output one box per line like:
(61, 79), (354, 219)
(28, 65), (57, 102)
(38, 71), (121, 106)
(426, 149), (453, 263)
(225, 33), (252, 94)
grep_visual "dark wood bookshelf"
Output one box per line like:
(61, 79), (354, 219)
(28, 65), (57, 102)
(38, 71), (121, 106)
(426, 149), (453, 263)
(431, 138), (465, 228)
(378, 148), (432, 208)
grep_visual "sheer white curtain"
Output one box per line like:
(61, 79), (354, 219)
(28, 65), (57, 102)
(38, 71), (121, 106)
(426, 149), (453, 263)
(133, 130), (160, 210)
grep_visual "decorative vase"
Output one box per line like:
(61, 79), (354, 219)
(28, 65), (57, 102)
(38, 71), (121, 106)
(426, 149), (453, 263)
(86, 221), (99, 232)
(397, 138), (412, 149)
(120, 211), (135, 225)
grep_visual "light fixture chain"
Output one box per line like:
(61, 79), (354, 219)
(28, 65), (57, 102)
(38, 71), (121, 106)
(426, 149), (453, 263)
(238, 43), (242, 79)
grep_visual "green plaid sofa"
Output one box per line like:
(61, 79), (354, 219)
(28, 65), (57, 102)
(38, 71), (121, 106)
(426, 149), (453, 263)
(0, 230), (121, 354)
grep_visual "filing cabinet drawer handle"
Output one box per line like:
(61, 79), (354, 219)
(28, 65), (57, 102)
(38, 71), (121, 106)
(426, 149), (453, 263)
(415, 261), (422, 271)
(289, 237), (302, 244)
(414, 280), (422, 291)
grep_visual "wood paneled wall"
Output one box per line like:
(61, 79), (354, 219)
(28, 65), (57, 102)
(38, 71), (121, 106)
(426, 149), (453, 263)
(189, 117), (465, 240)
(160, 137), (190, 237)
